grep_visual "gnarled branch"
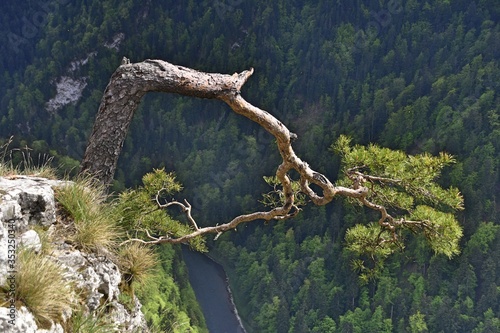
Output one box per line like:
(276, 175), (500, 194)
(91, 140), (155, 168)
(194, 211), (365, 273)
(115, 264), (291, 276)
(79, 59), (435, 246)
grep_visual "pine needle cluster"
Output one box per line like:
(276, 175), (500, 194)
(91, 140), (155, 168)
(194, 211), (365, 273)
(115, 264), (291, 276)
(333, 135), (464, 281)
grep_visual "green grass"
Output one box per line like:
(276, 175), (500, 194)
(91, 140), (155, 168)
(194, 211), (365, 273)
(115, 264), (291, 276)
(55, 177), (122, 252)
(31, 225), (53, 255)
(67, 305), (116, 333)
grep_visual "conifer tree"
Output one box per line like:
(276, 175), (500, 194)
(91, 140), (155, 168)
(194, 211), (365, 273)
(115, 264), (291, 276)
(81, 60), (463, 269)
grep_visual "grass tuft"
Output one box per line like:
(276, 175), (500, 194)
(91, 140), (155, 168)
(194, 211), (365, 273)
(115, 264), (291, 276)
(55, 177), (121, 252)
(67, 304), (116, 333)
(10, 248), (74, 327)
(31, 225), (53, 255)
(119, 242), (159, 290)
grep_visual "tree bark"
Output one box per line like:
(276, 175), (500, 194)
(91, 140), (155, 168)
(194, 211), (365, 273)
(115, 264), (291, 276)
(81, 59), (256, 186)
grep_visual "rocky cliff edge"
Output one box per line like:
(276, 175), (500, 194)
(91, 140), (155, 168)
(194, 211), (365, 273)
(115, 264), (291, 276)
(0, 176), (148, 332)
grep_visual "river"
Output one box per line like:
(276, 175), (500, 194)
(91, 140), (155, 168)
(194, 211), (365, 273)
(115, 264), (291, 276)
(181, 246), (247, 333)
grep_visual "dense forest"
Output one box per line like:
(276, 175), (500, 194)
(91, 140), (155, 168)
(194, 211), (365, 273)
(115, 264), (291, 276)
(1, 0), (499, 332)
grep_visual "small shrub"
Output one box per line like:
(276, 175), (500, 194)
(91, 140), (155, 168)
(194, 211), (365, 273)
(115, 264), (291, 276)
(113, 168), (207, 252)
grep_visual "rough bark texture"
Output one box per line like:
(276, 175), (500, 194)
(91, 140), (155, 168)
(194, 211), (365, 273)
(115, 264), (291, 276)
(80, 59), (377, 244)
(81, 59), (255, 186)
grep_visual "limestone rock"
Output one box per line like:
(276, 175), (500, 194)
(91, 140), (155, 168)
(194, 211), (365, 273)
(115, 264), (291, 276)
(0, 306), (65, 333)
(19, 230), (41, 253)
(0, 176), (64, 231)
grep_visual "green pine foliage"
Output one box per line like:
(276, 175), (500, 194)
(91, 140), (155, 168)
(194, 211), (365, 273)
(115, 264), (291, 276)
(113, 168), (206, 252)
(334, 135), (463, 270)
(333, 135), (463, 212)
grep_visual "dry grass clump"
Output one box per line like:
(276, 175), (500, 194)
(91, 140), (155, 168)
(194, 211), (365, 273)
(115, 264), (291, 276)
(12, 248), (74, 327)
(118, 242), (159, 290)
(0, 138), (57, 179)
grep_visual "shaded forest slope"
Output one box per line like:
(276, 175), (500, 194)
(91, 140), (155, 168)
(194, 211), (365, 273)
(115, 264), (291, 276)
(0, 0), (499, 332)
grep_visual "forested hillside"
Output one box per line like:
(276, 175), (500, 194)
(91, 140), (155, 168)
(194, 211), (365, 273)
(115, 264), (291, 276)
(1, 0), (499, 332)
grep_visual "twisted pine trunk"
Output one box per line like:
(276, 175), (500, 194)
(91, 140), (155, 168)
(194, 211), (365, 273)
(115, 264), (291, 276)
(81, 59), (258, 187)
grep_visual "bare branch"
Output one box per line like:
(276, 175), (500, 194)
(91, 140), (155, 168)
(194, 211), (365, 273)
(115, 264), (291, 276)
(155, 189), (200, 231)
